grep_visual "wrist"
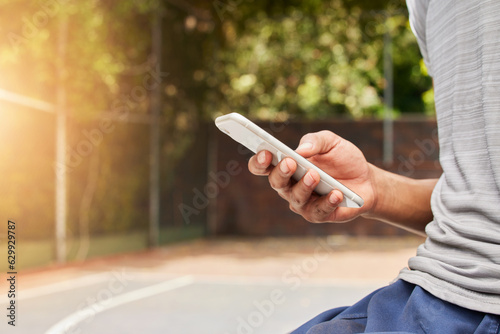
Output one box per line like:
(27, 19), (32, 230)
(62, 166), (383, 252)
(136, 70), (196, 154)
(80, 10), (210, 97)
(360, 164), (436, 236)
(360, 163), (384, 220)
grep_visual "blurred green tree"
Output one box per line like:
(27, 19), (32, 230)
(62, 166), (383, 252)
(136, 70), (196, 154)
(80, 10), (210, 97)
(0, 0), (433, 241)
(204, 0), (432, 120)
(0, 0), (160, 238)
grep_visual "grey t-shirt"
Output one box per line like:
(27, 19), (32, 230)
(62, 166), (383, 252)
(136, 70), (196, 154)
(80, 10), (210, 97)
(399, 0), (500, 315)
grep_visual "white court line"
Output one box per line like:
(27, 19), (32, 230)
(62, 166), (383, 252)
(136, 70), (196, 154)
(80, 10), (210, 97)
(44, 275), (194, 334)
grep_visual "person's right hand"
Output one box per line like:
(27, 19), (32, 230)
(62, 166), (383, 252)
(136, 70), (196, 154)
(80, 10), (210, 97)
(248, 130), (377, 224)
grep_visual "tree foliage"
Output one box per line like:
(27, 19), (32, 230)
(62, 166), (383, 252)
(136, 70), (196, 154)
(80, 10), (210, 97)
(0, 0), (432, 240)
(0, 0), (160, 238)
(206, 0), (432, 120)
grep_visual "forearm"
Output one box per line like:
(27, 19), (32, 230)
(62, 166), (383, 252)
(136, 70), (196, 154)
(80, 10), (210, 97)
(362, 164), (439, 237)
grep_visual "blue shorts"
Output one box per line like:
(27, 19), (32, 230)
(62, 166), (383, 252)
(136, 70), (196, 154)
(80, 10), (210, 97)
(291, 280), (500, 334)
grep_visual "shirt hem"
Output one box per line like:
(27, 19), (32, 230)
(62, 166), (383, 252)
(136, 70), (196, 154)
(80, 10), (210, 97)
(398, 269), (500, 316)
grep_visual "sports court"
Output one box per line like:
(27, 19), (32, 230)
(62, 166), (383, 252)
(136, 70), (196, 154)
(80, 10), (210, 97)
(1, 237), (422, 333)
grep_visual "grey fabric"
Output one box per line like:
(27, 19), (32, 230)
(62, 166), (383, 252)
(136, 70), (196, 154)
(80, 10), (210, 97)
(400, 0), (500, 315)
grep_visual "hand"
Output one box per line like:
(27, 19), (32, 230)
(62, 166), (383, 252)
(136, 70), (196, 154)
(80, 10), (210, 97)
(248, 130), (376, 223)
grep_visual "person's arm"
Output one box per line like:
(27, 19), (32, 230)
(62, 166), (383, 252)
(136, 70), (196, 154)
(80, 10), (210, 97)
(248, 130), (438, 236)
(363, 164), (437, 236)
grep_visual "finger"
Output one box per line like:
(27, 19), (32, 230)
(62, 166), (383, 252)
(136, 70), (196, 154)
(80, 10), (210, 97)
(329, 189), (344, 206)
(288, 169), (321, 209)
(303, 189), (344, 223)
(268, 157), (297, 191)
(248, 150), (274, 175)
(295, 131), (343, 158)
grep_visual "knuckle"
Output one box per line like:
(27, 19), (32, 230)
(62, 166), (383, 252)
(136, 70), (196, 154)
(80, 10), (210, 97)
(305, 204), (334, 223)
(313, 205), (330, 217)
(289, 203), (299, 214)
(318, 130), (332, 137)
(248, 159), (263, 175)
(268, 177), (281, 190)
(302, 212), (319, 224)
(301, 133), (315, 142)
(277, 191), (287, 200)
(290, 195), (304, 207)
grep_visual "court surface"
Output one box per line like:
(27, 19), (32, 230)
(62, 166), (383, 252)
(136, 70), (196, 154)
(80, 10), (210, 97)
(0, 236), (423, 333)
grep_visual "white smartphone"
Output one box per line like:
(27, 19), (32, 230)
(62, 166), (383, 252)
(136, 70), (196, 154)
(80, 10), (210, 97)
(215, 113), (364, 208)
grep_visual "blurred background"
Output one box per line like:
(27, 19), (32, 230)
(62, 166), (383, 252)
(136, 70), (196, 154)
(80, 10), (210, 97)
(0, 0), (441, 332)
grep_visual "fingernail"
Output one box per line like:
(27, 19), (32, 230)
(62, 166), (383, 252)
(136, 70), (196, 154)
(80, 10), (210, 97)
(329, 193), (340, 205)
(280, 159), (290, 174)
(257, 151), (266, 164)
(304, 172), (315, 186)
(296, 142), (313, 151)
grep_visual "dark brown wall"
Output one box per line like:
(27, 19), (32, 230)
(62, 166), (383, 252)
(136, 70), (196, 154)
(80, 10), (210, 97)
(209, 118), (441, 237)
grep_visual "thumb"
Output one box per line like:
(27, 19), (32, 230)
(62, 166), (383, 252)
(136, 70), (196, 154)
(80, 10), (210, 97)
(295, 131), (343, 158)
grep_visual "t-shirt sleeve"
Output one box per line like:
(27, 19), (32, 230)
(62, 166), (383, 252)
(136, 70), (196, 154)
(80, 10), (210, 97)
(406, 0), (433, 76)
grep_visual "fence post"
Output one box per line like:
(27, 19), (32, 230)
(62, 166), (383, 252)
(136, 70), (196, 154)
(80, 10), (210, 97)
(149, 8), (162, 248)
(55, 15), (69, 263)
(383, 23), (394, 166)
